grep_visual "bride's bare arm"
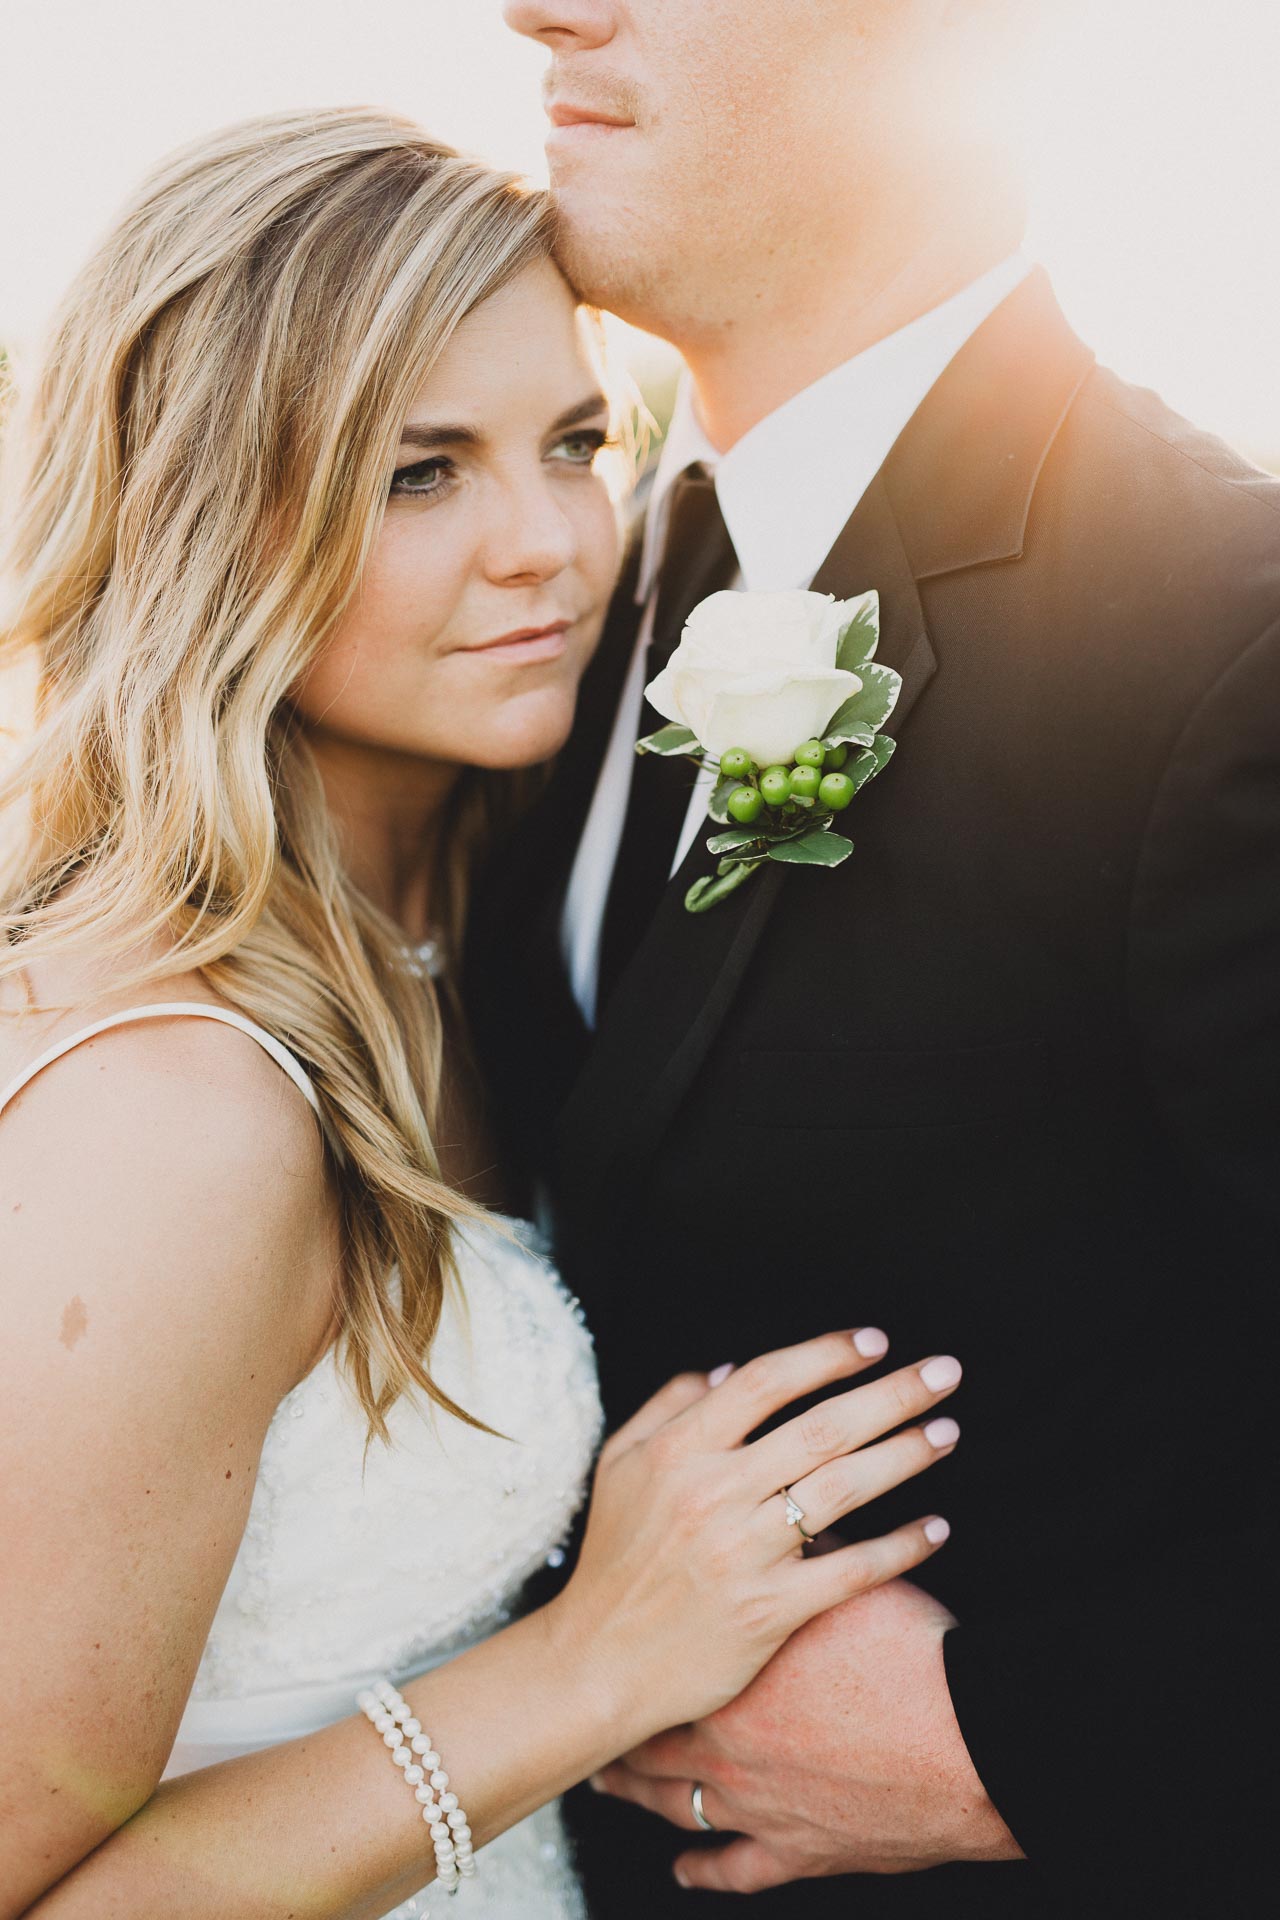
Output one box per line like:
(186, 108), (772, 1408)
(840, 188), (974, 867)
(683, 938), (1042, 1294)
(2, 1024), (961, 1920)
(0, 1019), (337, 1914)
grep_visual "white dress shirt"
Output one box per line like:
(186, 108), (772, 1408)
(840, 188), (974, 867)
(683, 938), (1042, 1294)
(561, 252), (1031, 1026)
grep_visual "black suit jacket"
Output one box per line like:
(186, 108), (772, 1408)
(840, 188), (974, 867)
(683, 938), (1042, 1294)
(465, 272), (1280, 1917)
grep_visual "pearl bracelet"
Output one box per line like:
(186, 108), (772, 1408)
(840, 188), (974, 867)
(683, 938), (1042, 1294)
(356, 1679), (476, 1891)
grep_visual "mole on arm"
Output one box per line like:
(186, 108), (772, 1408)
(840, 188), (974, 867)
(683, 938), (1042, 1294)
(59, 1296), (89, 1350)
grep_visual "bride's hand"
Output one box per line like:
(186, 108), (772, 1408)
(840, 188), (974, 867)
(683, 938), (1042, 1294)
(548, 1330), (960, 1747)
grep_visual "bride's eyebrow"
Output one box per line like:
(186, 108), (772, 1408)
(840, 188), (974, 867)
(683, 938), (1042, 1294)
(396, 392), (609, 454)
(398, 422), (480, 453)
(548, 392), (610, 432)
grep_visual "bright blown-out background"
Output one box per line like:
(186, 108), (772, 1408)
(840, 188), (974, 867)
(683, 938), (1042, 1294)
(1, 0), (1277, 749)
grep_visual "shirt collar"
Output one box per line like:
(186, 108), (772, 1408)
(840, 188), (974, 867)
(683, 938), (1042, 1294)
(637, 251), (1032, 602)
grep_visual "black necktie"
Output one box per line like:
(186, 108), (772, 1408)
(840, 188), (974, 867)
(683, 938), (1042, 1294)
(596, 465), (739, 1011)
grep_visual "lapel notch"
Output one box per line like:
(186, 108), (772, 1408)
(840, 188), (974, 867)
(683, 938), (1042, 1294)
(881, 267), (1096, 582)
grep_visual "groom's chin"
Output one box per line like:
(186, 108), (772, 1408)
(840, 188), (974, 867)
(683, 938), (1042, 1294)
(547, 147), (667, 309)
(550, 187), (621, 303)
(552, 200), (667, 333)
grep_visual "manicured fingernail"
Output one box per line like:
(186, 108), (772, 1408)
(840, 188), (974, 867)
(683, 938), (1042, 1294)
(675, 1866), (692, 1889)
(924, 1416), (960, 1448)
(925, 1516), (952, 1545)
(920, 1355), (962, 1391)
(589, 1773), (606, 1792)
(708, 1362), (735, 1387)
(853, 1326), (889, 1358)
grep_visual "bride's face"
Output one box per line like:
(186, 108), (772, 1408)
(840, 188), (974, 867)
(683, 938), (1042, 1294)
(293, 257), (621, 772)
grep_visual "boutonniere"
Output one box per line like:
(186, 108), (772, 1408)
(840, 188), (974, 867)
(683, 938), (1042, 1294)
(637, 588), (901, 912)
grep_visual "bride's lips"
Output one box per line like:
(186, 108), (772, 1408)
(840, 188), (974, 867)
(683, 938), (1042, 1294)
(464, 621), (572, 666)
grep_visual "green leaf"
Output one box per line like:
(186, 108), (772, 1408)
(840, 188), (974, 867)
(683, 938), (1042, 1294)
(769, 812), (827, 843)
(706, 827), (763, 854)
(685, 860), (762, 912)
(835, 733), (897, 799)
(834, 592), (880, 672)
(706, 775), (742, 825)
(708, 812), (822, 858)
(841, 748), (879, 797)
(867, 732), (896, 776)
(636, 724), (699, 757)
(767, 830), (854, 868)
(821, 662), (902, 744)
(821, 720), (876, 751)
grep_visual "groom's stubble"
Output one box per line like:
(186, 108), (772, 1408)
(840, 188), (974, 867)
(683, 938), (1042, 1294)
(506, 0), (1031, 443)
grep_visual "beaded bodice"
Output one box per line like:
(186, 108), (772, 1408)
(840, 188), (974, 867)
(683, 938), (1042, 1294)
(171, 1216), (602, 1918)
(187, 1218), (600, 1702)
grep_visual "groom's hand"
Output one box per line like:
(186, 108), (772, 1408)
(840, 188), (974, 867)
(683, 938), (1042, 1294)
(592, 1576), (1024, 1893)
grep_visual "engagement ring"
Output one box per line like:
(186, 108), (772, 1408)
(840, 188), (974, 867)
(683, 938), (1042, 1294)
(782, 1488), (815, 1541)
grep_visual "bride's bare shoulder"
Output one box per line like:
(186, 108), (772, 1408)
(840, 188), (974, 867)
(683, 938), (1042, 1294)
(0, 944), (336, 1396)
(2, 939), (309, 1138)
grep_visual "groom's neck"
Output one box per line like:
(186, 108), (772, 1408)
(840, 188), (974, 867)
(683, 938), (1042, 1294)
(682, 187), (1027, 453)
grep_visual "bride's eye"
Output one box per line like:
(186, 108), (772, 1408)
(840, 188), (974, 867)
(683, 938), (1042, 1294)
(389, 456), (455, 501)
(548, 428), (615, 467)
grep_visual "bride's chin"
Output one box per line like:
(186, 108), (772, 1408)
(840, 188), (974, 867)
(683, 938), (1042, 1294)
(463, 687), (583, 772)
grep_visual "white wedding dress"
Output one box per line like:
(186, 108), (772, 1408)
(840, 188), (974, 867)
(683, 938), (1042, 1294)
(0, 1004), (604, 1919)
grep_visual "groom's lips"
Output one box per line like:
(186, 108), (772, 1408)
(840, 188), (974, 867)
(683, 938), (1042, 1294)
(546, 101), (635, 144)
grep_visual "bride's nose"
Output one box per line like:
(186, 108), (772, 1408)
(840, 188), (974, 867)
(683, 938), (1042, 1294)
(483, 479), (579, 587)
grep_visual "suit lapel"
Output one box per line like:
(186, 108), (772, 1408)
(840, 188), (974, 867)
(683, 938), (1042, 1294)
(503, 540), (645, 911)
(555, 473), (932, 1194)
(471, 548), (644, 1119)
(553, 270), (1096, 1196)
(812, 471), (937, 733)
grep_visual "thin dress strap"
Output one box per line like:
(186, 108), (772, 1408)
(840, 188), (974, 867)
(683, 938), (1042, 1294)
(0, 1003), (322, 1120)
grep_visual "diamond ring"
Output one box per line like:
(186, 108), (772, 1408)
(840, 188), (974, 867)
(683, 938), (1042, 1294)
(783, 1487), (816, 1541)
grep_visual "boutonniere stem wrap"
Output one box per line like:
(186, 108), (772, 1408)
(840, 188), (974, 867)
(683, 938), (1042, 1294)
(636, 588), (902, 912)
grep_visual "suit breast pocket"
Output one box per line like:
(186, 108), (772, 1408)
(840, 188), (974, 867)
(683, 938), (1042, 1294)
(735, 1041), (1053, 1131)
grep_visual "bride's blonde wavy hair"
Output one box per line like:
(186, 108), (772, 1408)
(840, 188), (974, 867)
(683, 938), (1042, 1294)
(0, 108), (566, 1442)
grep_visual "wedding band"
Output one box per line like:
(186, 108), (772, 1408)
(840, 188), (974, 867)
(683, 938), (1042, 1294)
(783, 1487), (816, 1541)
(691, 1782), (716, 1832)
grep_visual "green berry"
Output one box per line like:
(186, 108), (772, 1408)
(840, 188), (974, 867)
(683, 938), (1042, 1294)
(726, 784), (764, 824)
(793, 739), (826, 770)
(823, 743), (849, 770)
(819, 771), (855, 811)
(719, 747), (754, 781)
(759, 766), (792, 807)
(788, 764), (822, 800)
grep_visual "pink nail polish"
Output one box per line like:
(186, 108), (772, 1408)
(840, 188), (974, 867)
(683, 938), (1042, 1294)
(920, 1355), (962, 1391)
(708, 1362), (735, 1387)
(924, 1416), (960, 1448)
(853, 1326), (889, 1358)
(924, 1516), (951, 1545)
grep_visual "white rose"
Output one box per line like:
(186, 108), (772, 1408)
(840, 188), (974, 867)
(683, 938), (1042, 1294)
(645, 588), (865, 768)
